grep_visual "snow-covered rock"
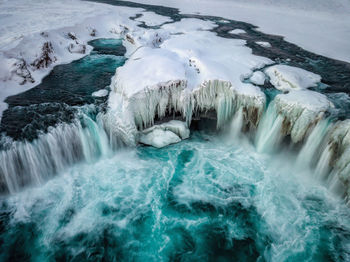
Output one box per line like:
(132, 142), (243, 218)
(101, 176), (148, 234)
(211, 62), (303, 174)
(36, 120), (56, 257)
(139, 120), (189, 148)
(274, 90), (333, 142)
(256, 41), (271, 48)
(229, 29), (246, 35)
(265, 65), (321, 92)
(68, 43), (86, 54)
(249, 71), (266, 85)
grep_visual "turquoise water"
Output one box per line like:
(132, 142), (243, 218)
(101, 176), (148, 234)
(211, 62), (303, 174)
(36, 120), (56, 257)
(1, 4), (350, 260)
(1, 132), (349, 261)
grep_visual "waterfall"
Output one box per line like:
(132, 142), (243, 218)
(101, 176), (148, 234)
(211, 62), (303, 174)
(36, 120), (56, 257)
(255, 102), (283, 153)
(0, 111), (115, 194)
(229, 107), (243, 138)
(296, 119), (331, 169)
(315, 144), (332, 180)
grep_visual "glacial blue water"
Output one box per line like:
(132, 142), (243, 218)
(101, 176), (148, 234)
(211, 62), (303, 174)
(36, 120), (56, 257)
(1, 2), (350, 260)
(1, 132), (350, 261)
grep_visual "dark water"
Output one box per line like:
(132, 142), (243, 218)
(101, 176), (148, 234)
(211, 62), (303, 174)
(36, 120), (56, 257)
(0, 39), (126, 142)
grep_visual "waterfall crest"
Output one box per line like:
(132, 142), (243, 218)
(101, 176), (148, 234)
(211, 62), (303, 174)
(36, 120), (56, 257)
(0, 108), (131, 194)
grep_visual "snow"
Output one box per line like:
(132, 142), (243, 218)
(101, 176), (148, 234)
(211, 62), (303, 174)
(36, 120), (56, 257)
(265, 65), (321, 92)
(92, 89), (109, 97)
(109, 24), (271, 130)
(0, 0), (143, 119)
(135, 11), (172, 26)
(229, 29), (246, 35)
(255, 41), (271, 48)
(274, 90), (333, 142)
(249, 71), (266, 85)
(128, 0), (350, 62)
(113, 47), (186, 97)
(139, 120), (189, 148)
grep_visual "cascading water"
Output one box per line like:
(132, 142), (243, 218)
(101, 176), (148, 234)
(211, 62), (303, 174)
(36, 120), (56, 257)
(255, 101), (283, 153)
(296, 119), (332, 169)
(0, 107), (115, 193)
(229, 106), (243, 138)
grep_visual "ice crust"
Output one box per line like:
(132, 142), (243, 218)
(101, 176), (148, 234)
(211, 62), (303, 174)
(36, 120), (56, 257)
(265, 65), (321, 92)
(274, 90), (333, 142)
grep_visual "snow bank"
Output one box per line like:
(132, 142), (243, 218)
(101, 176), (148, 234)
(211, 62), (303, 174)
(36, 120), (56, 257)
(274, 90), (333, 142)
(265, 65), (321, 92)
(135, 11), (172, 26)
(139, 120), (189, 148)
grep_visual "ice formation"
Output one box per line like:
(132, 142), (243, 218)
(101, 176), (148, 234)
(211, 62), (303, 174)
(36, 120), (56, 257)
(265, 65), (321, 92)
(109, 25), (271, 137)
(326, 120), (350, 197)
(274, 90), (333, 143)
(139, 120), (189, 148)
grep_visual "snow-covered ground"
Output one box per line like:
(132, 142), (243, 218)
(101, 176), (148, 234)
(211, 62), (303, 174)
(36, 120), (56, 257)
(0, 0), (143, 118)
(128, 0), (350, 63)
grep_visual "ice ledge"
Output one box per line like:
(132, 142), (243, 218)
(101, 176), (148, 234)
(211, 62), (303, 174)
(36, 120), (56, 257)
(275, 90), (333, 143)
(265, 65), (321, 92)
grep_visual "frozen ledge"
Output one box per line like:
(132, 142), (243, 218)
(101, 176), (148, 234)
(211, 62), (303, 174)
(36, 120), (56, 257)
(275, 90), (333, 143)
(265, 65), (321, 92)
